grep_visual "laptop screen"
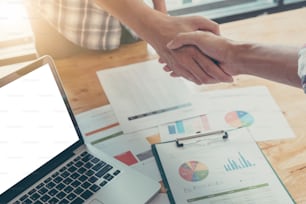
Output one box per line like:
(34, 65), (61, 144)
(0, 62), (79, 195)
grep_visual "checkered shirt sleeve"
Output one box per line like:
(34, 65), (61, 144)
(36, 0), (125, 50)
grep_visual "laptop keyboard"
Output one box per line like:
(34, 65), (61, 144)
(14, 151), (121, 204)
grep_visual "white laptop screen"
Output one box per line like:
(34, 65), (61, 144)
(0, 63), (78, 195)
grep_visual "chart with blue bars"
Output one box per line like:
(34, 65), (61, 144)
(224, 152), (255, 172)
(168, 120), (185, 134)
(166, 115), (210, 136)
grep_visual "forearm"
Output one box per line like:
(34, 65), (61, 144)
(94, 0), (167, 43)
(231, 42), (300, 87)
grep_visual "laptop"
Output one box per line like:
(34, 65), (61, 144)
(0, 56), (160, 204)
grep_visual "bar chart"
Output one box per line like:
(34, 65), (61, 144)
(224, 152), (255, 171)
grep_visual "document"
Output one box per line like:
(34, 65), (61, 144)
(164, 86), (294, 142)
(96, 59), (197, 133)
(75, 105), (161, 181)
(152, 128), (295, 204)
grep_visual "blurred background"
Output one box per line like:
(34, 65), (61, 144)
(1, 0), (306, 72)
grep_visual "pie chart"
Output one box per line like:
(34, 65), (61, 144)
(225, 110), (254, 128)
(179, 161), (209, 182)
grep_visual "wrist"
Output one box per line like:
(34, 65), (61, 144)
(228, 41), (254, 75)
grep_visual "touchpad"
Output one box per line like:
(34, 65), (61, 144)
(89, 199), (104, 204)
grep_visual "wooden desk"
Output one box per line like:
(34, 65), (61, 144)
(55, 8), (306, 203)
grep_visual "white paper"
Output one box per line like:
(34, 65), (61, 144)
(159, 86), (295, 142)
(75, 105), (122, 145)
(159, 110), (294, 142)
(75, 105), (161, 181)
(148, 193), (170, 204)
(154, 128), (295, 204)
(97, 59), (197, 133)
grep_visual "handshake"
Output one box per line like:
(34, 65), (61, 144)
(147, 16), (300, 88)
(153, 18), (300, 89)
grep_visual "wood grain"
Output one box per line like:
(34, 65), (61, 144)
(55, 8), (306, 203)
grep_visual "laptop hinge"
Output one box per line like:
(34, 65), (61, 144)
(73, 145), (85, 155)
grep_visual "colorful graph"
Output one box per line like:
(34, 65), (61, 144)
(114, 151), (138, 166)
(224, 152), (255, 172)
(225, 110), (254, 128)
(128, 103), (192, 120)
(179, 161), (209, 182)
(167, 115), (210, 135)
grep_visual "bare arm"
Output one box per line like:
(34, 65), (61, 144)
(167, 31), (300, 88)
(94, 0), (222, 84)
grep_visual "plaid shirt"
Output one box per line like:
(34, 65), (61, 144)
(298, 44), (306, 93)
(33, 0), (136, 50)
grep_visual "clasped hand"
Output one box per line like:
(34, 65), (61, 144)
(162, 30), (237, 85)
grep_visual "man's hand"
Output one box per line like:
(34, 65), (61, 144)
(166, 31), (237, 84)
(144, 15), (224, 84)
(152, 0), (167, 13)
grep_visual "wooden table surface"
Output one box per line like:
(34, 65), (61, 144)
(55, 8), (306, 203)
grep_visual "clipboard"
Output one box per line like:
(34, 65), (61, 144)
(152, 128), (295, 204)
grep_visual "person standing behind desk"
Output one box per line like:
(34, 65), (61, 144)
(25, 0), (167, 59)
(25, 0), (221, 85)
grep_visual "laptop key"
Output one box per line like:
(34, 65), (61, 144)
(113, 170), (121, 176)
(103, 173), (114, 181)
(68, 166), (77, 173)
(85, 169), (95, 177)
(82, 154), (93, 162)
(56, 191), (67, 200)
(63, 177), (73, 185)
(73, 156), (81, 162)
(28, 189), (36, 195)
(80, 190), (93, 200)
(84, 162), (94, 168)
(61, 171), (70, 178)
(67, 192), (77, 201)
(54, 176), (63, 183)
(64, 186), (73, 194)
(44, 177), (52, 184)
(55, 183), (65, 191)
(49, 197), (59, 204)
(75, 161), (84, 167)
(88, 176), (98, 183)
(67, 161), (74, 167)
(92, 161), (106, 171)
(90, 184), (101, 192)
(36, 183), (44, 189)
(95, 165), (113, 178)
(74, 187), (84, 194)
(41, 194), (51, 202)
(59, 198), (69, 204)
(51, 172), (59, 178)
(81, 181), (91, 189)
(46, 181), (56, 189)
(91, 157), (100, 164)
(59, 166), (66, 172)
(71, 172), (80, 179)
(71, 180), (81, 188)
(48, 189), (58, 196)
(78, 175), (88, 182)
(78, 167), (86, 174)
(19, 194), (28, 201)
(38, 187), (48, 195)
(30, 192), (40, 200)
(99, 180), (107, 187)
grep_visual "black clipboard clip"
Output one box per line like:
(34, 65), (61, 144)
(176, 130), (228, 147)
